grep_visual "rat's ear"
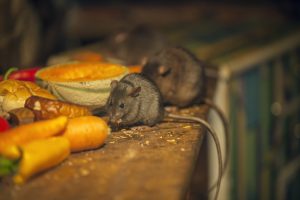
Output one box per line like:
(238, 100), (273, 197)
(158, 65), (171, 76)
(128, 86), (141, 97)
(141, 56), (148, 66)
(110, 80), (118, 90)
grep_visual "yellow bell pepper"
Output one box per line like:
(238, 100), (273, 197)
(13, 136), (70, 184)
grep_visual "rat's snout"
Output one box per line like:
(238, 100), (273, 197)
(110, 118), (122, 124)
(108, 113), (123, 125)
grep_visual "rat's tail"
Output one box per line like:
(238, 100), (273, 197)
(166, 113), (223, 200)
(202, 98), (230, 178)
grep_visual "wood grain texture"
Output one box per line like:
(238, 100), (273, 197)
(0, 106), (208, 200)
(1, 40), (218, 200)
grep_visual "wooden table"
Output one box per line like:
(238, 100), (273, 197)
(1, 39), (218, 199)
(0, 105), (210, 200)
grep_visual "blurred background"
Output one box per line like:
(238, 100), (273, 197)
(0, 0), (300, 200)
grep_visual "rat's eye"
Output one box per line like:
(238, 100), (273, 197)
(158, 66), (171, 77)
(119, 103), (125, 108)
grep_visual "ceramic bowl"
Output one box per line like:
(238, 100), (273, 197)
(35, 62), (129, 109)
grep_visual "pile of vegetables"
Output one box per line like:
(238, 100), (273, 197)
(0, 115), (110, 184)
(0, 66), (111, 184)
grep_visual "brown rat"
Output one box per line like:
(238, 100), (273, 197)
(104, 24), (168, 66)
(105, 73), (222, 200)
(141, 46), (206, 107)
(141, 46), (230, 178)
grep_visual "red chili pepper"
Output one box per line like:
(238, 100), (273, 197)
(0, 117), (10, 132)
(3, 67), (40, 82)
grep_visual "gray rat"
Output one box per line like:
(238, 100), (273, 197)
(141, 46), (230, 180)
(105, 73), (222, 200)
(105, 24), (168, 66)
(106, 73), (164, 127)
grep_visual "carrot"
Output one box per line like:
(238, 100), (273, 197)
(71, 51), (103, 62)
(128, 65), (142, 73)
(13, 136), (70, 184)
(0, 116), (68, 159)
(62, 116), (110, 152)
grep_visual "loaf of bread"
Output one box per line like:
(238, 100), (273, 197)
(0, 80), (56, 112)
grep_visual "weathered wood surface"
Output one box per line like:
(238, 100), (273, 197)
(1, 42), (217, 200)
(0, 106), (209, 200)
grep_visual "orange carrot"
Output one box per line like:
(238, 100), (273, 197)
(128, 65), (142, 73)
(0, 116), (68, 158)
(62, 116), (110, 152)
(71, 51), (103, 62)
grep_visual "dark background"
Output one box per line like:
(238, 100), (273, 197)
(1, 0), (300, 72)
